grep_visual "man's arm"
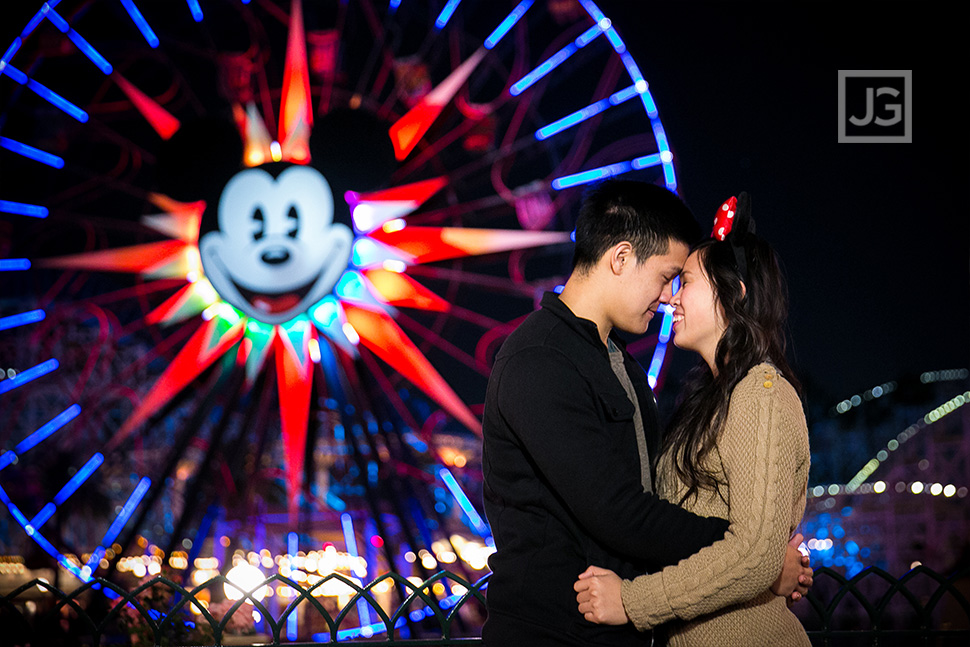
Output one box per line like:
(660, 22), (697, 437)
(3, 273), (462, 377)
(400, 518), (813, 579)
(497, 347), (728, 566)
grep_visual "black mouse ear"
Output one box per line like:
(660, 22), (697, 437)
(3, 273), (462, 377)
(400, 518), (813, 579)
(310, 107), (397, 195)
(734, 191), (755, 237)
(154, 115), (244, 202)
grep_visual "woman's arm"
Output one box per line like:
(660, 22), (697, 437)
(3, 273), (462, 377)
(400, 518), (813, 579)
(617, 371), (810, 631)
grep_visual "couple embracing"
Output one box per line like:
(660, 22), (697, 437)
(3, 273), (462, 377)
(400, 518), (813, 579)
(481, 180), (813, 647)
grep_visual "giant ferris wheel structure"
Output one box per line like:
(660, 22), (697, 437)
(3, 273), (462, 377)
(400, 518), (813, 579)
(1, 0), (683, 635)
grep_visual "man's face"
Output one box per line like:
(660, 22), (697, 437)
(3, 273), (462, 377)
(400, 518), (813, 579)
(611, 240), (689, 335)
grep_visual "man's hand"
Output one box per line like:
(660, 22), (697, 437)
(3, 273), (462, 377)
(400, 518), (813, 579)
(770, 533), (813, 604)
(574, 565), (629, 625)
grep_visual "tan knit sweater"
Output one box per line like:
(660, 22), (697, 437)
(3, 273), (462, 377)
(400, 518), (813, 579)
(620, 363), (811, 647)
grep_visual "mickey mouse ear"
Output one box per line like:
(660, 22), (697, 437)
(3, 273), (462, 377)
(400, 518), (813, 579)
(712, 195), (737, 241)
(734, 191), (755, 238)
(711, 192), (755, 241)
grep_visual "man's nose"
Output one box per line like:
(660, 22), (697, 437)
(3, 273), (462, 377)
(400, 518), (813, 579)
(662, 280), (681, 305)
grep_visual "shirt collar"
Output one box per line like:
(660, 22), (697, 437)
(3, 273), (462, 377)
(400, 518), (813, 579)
(539, 291), (622, 354)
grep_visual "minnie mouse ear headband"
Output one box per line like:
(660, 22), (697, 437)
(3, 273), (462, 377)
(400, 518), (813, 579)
(711, 191), (755, 281)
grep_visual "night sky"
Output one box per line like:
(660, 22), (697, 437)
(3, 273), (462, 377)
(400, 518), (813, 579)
(596, 1), (969, 401)
(2, 1), (967, 405)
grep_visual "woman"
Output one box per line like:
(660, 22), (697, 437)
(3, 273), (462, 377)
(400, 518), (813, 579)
(574, 194), (811, 646)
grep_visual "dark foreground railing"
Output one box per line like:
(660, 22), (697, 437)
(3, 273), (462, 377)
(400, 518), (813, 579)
(2, 566), (968, 646)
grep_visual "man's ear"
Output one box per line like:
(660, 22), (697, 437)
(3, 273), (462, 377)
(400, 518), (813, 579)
(609, 241), (634, 275)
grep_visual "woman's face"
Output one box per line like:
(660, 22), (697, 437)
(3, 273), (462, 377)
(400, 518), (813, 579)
(670, 250), (727, 370)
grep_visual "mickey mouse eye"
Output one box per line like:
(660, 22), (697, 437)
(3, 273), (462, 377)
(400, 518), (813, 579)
(287, 205), (299, 239)
(252, 207), (265, 241)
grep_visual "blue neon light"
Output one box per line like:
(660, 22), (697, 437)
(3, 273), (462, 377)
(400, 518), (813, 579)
(14, 404), (80, 455)
(2, 64), (28, 84)
(435, 0), (463, 29)
(53, 453), (105, 507)
(575, 22), (604, 47)
(510, 43), (576, 96)
(646, 341), (667, 389)
(0, 359), (60, 395)
(658, 307), (674, 343)
(1, 38), (22, 67)
(90, 477), (151, 568)
(1, 482), (99, 584)
(610, 85), (639, 105)
(314, 617), (407, 642)
(0, 258), (31, 271)
(23, 76), (89, 122)
(484, 0), (533, 50)
(604, 26), (624, 52)
(576, 0), (606, 21)
(287, 532), (299, 640)
(186, 0), (204, 22)
(511, 22), (605, 96)
(537, 98), (608, 140)
(30, 503), (57, 529)
(0, 453), (15, 471)
(119, 0), (160, 48)
(551, 161), (632, 190)
(0, 309), (45, 331)
(632, 153), (662, 169)
(535, 84), (637, 140)
(438, 468), (491, 538)
(389, 0), (401, 12)
(0, 199), (48, 218)
(341, 513), (372, 626)
(0, 136), (64, 168)
(651, 120), (676, 190)
(21, 10), (46, 39)
(46, 10), (113, 74)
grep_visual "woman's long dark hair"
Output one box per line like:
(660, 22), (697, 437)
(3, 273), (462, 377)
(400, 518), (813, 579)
(661, 236), (801, 505)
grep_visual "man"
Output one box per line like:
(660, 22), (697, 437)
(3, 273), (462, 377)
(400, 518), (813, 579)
(481, 180), (808, 646)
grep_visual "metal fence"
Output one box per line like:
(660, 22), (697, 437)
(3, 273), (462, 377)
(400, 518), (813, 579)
(2, 566), (968, 646)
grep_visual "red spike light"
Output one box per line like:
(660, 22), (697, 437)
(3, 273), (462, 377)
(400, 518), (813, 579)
(279, 0), (313, 163)
(112, 73), (181, 140)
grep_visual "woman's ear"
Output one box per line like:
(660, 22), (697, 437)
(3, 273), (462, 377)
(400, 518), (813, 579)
(738, 280), (747, 299)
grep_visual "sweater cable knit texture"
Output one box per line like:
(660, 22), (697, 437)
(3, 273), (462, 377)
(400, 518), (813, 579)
(620, 363), (811, 646)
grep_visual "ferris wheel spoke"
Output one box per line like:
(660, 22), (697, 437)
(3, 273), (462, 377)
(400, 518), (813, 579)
(0, 358), (59, 395)
(0, 404), (80, 470)
(28, 452), (106, 530)
(0, 308), (46, 332)
(84, 475), (152, 577)
(118, 0), (160, 49)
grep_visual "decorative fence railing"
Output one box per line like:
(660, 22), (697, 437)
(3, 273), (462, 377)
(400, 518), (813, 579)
(2, 566), (968, 646)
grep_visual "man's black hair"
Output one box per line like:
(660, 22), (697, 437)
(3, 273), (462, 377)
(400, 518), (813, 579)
(572, 179), (701, 271)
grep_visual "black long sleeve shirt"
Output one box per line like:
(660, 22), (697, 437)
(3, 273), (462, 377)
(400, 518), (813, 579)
(482, 292), (729, 646)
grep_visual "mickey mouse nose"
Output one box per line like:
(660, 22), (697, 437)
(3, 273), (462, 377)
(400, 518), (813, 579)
(261, 247), (290, 265)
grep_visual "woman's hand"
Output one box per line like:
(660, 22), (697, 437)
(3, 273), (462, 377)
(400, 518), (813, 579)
(574, 565), (629, 625)
(770, 533), (813, 604)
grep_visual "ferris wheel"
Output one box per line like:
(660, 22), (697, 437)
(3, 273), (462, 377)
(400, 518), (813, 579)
(1, 0), (681, 635)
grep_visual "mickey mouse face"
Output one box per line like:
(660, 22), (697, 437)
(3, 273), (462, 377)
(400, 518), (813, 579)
(199, 164), (352, 324)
